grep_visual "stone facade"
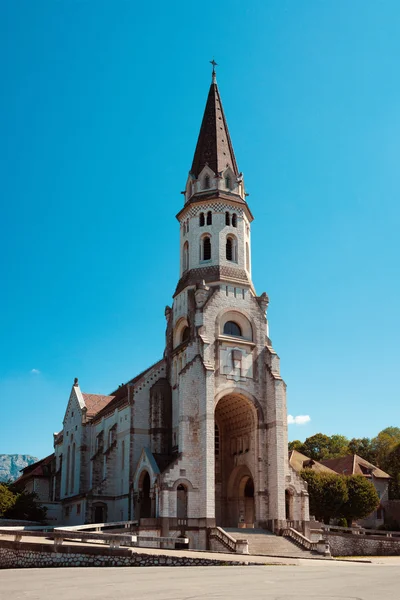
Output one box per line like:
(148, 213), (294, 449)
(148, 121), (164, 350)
(22, 71), (309, 547)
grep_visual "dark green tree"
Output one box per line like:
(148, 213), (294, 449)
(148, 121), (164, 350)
(348, 437), (376, 464)
(301, 434), (332, 461)
(301, 470), (348, 523)
(4, 490), (47, 522)
(341, 475), (380, 525)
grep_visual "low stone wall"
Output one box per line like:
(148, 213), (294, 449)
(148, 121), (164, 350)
(0, 540), (257, 569)
(325, 532), (400, 557)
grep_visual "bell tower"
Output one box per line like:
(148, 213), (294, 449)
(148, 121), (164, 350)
(175, 64), (254, 296)
(160, 64), (309, 543)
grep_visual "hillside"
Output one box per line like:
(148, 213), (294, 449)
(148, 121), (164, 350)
(0, 454), (38, 482)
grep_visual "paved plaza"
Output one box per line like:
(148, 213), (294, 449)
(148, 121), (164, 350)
(1, 559), (399, 600)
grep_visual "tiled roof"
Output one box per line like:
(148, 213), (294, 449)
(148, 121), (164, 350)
(91, 359), (165, 422)
(174, 265), (250, 296)
(289, 450), (337, 474)
(320, 455), (391, 479)
(190, 81), (239, 178)
(82, 393), (115, 418)
(15, 454), (55, 485)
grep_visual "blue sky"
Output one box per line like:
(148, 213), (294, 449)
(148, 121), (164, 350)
(1, 1), (400, 459)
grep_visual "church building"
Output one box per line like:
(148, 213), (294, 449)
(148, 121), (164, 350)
(50, 67), (310, 549)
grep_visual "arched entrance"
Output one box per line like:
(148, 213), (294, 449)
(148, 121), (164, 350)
(215, 392), (258, 527)
(285, 489), (293, 521)
(139, 471), (151, 519)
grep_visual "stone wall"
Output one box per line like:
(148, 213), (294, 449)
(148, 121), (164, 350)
(0, 540), (257, 569)
(325, 532), (400, 557)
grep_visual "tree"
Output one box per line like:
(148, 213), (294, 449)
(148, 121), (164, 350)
(328, 434), (349, 458)
(372, 427), (400, 469)
(288, 440), (303, 452)
(348, 437), (376, 464)
(341, 475), (380, 525)
(4, 490), (47, 522)
(0, 484), (16, 517)
(301, 470), (348, 523)
(301, 434), (332, 461)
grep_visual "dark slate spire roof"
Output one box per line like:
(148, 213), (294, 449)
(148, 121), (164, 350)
(190, 77), (239, 178)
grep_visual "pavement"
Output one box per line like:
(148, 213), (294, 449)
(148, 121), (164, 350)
(1, 558), (400, 600)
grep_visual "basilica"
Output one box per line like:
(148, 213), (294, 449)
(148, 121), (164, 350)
(37, 68), (310, 549)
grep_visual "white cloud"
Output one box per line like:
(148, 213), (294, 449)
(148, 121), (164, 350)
(30, 369), (41, 374)
(288, 414), (311, 425)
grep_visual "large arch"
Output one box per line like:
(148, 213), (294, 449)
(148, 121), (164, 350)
(214, 391), (259, 527)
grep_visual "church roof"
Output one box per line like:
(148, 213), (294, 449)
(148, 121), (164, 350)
(82, 393), (115, 419)
(190, 76), (239, 178)
(174, 264), (251, 297)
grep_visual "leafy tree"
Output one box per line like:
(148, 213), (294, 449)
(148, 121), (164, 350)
(288, 440), (303, 452)
(328, 434), (349, 458)
(301, 470), (348, 523)
(4, 490), (47, 522)
(341, 475), (380, 525)
(348, 437), (376, 464)
(372, 427), (400, 468)
(0, 484), (16, 517)
(301, 434), (332, 461)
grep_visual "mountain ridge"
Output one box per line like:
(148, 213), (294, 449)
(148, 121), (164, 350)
(0, 454), (38, 482)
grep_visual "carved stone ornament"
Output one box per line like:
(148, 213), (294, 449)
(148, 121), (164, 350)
(257, 292), (270, 313)
(74, 377), (79, 386)
(195, 280), (209, 308)
(164, 305), (172, 321)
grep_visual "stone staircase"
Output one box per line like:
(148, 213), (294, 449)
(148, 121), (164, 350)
(224, 528), (319, 558)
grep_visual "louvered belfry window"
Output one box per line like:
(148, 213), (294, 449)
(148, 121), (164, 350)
(203, 237), (211, 261)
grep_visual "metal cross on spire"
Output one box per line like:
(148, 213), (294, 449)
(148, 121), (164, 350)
(210, 59), (218, 83)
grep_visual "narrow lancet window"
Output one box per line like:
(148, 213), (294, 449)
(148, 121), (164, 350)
(199, 212), (205, 227)
(225, 211), (230, 226)
(202, 236), (211, 261)
(232, 213), (237, 227)
(207, 211), (212, 225)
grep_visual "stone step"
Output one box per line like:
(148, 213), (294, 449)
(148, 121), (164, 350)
(224, 528), (317, 558)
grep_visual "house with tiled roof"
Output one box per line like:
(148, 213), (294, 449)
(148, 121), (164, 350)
(289, 450), (338, 475)
(320, 454), (391, 528)
(35, 65), (310, 546)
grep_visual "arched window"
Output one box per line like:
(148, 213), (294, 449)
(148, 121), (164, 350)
(186, 218), (189, 232)
(199, 212), (205, 227)
(226, 237), (232, 261)
(183, 241), (189, 272)
(226, 236), (237, 262)
(223, 321), (242, 337)
(225, 211), (230, 226)
(177, 484), (188, 519)
(225, 175), (231, 189)
(181, 326), (190, 343)
(203, 175), (210, 189)
(202, 236), (211, 261)
(246, 242), (250, 271)
(66, 446), (70, 495)
(70, 443), (76, 494)
(232, 213), (237, 227)
(206, 211), (212, 225)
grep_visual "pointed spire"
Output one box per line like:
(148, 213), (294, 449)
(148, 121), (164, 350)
(190, 64), (239, 179)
